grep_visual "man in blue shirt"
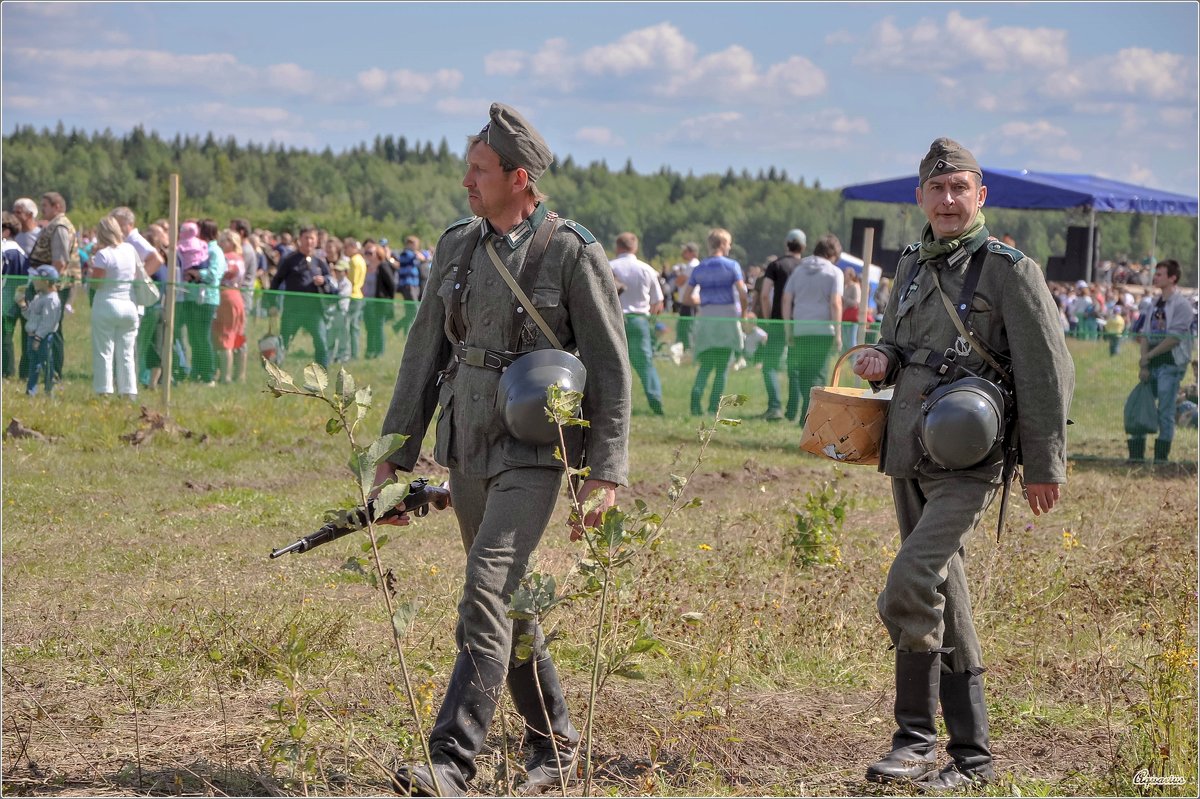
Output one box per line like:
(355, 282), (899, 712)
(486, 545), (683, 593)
(393, 236), (423, 335)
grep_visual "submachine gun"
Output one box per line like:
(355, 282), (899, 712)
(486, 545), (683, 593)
(269, 478), (451, 559)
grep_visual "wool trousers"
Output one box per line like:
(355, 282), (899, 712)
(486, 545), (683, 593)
(878, 474), (997, 673)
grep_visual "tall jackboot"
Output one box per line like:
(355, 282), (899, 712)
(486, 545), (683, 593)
(507, 655), (580, 793)
(392, 649), (506, 797)
(1154, 438), (1172, 463)
(921, 669), (994, 791)
(1127, 437), (1146, 463)
(866, 650), (943, 783)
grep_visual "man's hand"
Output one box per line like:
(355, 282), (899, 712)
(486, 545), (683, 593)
(1025, 483), (1060, 516)
(1139, 366), (1151, 382)
(313, 274), (325, 287)
(852, 348), (888, 382)
(572, 478), (618, 539)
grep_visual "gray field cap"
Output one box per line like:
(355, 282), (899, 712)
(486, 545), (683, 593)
(480, 103), (554, 182)
(920, 137), (982, 185)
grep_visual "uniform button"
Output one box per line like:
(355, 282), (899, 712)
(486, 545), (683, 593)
(922, 335), (930, 342)
(517, 307), (525, 314)
(472, 393), (481, 401)
(899, 401), (908, 409)
(484, 318), (492, 325)
(487, 279), (495, 287)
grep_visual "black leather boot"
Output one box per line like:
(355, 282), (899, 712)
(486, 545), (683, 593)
(1128, 437), (1146, 463)
(866, 650), (942, 783)
(507, 655), (580, 794)
(392, 649), (506, 796)
(1154, 438), (1172, 463)
(921, 668), (993, 792)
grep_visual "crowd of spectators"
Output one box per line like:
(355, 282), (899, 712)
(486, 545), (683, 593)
(2, 193), (1195, 438)
(0, 191), (432, 396)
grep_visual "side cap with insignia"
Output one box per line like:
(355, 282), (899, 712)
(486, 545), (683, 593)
(561, 218), (596, 245)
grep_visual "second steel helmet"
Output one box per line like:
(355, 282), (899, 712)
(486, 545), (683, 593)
(919, 377), (1008, 470)
(496, 349), (587, 445)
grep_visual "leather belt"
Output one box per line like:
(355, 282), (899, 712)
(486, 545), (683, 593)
(454, 344), (516, 372)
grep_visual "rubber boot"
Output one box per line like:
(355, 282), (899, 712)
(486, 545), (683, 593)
(866, 650), (942, 783)
(921, 669), (994, 792)
(392, 649), (506, 796)
(1154, 438), (1172, 464)
(507, 656), (580, 794)
(1127, 437), (1146, 463)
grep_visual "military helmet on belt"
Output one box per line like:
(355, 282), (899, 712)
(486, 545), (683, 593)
(919, 376), (1008, 470)
(496, 349), (587, 445)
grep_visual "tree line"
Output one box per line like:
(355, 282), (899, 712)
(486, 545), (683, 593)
(3, 123), (1195, 283)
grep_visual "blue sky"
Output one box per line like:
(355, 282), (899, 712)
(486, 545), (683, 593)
(3, 1), (1198, 195)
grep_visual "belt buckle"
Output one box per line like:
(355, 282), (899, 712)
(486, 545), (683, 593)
(463, 347), (486, 368)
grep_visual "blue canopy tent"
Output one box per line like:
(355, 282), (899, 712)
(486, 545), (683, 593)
(841, 168), (1199, 281)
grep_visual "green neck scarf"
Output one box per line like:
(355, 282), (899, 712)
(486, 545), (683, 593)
(918, 210), (988, 263)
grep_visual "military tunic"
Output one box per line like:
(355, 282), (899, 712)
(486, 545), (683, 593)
(869, 232), (1074, 671)
(380, 202), (631, 665)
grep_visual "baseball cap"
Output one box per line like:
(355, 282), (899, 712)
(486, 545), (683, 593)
(32, 265), (59, 282)
(786, 229), (807, 248)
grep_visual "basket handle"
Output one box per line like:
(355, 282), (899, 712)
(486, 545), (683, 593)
(830, 343), (879, 386)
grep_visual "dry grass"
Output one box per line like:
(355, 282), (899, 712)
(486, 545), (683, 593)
(2, 311), (1197, 796)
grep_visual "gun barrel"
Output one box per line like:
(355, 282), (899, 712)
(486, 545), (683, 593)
(268, 478), (448, 559)
(269, 538), (309, 558)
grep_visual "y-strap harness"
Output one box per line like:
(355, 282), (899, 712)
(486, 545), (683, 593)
(442, 211), (560, 381)
(898, 244), (1013, 400)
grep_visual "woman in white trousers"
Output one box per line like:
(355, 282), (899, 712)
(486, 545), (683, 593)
(89, 215), (141, 397)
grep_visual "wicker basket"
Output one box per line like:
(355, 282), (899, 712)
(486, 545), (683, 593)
(800, 344), (890, 465)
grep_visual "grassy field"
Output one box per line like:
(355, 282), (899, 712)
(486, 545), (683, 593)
(1, 305), (1196, 797)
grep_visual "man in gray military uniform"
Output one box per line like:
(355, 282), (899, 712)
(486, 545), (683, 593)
(853, 138), (1074, 790)
(374, 103), (631, 796)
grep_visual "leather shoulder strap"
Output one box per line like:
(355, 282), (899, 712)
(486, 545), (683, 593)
(508, 212), (559, 351)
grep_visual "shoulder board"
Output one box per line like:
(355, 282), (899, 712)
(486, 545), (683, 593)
(901, 242), (921, 258)
(441, 216), (477, 236)
(985, 240), (1023, 264)
(559, 218), (596, 245)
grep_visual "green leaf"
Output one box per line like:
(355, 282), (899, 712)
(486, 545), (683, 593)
(628, 636), (668, 657)
(391, 600), (420, 637)
(326, 417), (343, 435)
(373, 480), (411, 520)
(263, 359), (296, 389)
(366, 434), (408, 471)
(611, 663), (646, 680)
(514, 643), (533, 662)
(354, 386), (373, 426)
(289, 717), (307, 741)
(302, 363), (329, 395)
(336, 368), (356, 405)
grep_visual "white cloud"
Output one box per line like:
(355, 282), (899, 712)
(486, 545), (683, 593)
(574, 127), (625, 147)
(661, 108), (867, 151)
(855, 11), (1067, 72)
(357, 68), (389, 93)
(978, 121), (1082, 164)
(581, 22), (695, 77)
(1107, 48), (1192, 101)
(484, 50), (526, 77)
(483, 23), (827, 104)
(266, 63), (316, 94)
